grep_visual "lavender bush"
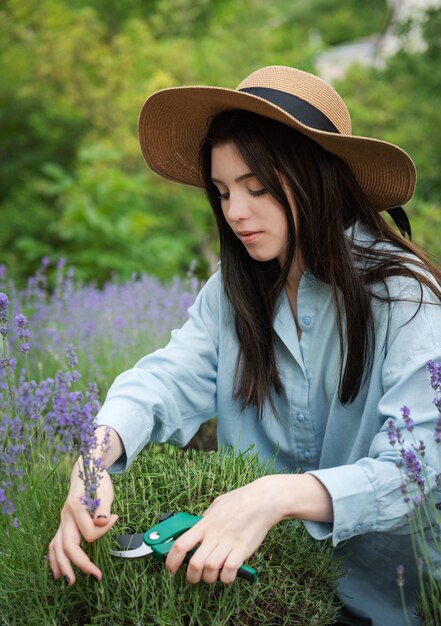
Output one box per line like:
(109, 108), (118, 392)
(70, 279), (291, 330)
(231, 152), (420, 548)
(0, 293), (103, 522)
(387, 361), (441, 625)
(0, 260), (199, 390)
(0, 261), (200, 524)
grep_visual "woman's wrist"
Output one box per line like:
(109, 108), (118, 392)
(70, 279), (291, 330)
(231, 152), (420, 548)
(93, 425), (124, 469)
(261, 473), (333, 524)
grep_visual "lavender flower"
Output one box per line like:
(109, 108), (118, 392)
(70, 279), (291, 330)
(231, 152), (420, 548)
(0, 293), (9, 338)
(66, 344), (79, 369)
(78, 426), (111, 516)
(0, 357), (16, 371)
(401, 406), (414, 432)
(387, 419), (402, 446)
(428, 360), (441, 392)
(401, 449), (425, 494)
(396, 564), (405, 587)
(412, 494), (423, 508)
(15, 314), (31, 354)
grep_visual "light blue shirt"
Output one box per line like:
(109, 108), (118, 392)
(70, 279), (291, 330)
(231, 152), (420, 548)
(97, 223), (441, 626)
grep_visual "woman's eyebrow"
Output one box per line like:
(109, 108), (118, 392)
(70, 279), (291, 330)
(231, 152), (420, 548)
(211, 172), (255, 184)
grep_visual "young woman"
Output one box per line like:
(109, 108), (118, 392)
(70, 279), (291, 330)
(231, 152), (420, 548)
(49, 66), (441, 626)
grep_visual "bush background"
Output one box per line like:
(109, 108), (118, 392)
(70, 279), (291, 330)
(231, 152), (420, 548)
(1, 0), (440, 286)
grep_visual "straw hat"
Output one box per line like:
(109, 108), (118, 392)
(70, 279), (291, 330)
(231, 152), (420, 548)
(138, 66), (416, 212)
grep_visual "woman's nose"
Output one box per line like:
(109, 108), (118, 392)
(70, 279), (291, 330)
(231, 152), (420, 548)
(224, 193), (251, 222)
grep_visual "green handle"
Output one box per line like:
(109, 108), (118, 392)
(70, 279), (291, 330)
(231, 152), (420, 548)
(144, 512), (201, 546)
(144, 512), (257, 583)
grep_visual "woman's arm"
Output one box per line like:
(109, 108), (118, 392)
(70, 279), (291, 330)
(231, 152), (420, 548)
(165, 473), (333, 584)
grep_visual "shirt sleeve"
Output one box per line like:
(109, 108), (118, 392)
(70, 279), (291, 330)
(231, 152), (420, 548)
(305, 277), (441, 547)
(95, 270), (221, 473)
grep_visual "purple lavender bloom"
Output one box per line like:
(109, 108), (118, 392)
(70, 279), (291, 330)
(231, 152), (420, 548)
(41, 256), (50, 268)
(412, 494), (423, 508)
(0, 293), (9, 338)
(78, 425), (110, 516)
(387, 419), (402, 446)
(66, 344), (79, 369)
(15, 314), (28, 336)
(401, 406), (414, 432)
(401, 449), (425, 493)
(15, 314), (31, 354)
(0, 357), (16, 371)
(428, 360), (441, 392)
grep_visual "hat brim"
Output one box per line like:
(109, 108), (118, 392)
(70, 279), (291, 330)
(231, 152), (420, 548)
(139, 86), (416, 211)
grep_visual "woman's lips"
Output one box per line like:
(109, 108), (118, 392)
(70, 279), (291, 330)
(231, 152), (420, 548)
(237, 231), (263, 244)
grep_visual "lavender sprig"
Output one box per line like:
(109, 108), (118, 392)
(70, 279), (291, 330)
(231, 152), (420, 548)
(401, 406), (414, 432)
(78, 426), (111, 516)
(427, 360), (441, 393)
(15, 314), (30, 354)
(387, 419), (403, 446)
(0, 293), (9, 338)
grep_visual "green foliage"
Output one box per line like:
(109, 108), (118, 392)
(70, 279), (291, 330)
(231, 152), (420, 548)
(286, 0), (387, 46)
(2, 0), (440, 282)
(0, 446), (341, 625)
(334, 8), (441, 264)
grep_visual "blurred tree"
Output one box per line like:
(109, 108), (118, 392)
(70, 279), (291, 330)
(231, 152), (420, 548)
(335, 8), (441, 262)
(5, 0), (440, 283)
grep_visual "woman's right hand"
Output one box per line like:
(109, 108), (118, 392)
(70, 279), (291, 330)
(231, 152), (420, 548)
(49, 427), (123, 585)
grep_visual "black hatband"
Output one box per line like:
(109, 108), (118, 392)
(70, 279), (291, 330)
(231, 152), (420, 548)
(239, 86), (340, 134)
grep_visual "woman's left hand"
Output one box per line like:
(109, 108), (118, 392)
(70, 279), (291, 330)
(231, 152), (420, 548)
(165, 475), (285, 584)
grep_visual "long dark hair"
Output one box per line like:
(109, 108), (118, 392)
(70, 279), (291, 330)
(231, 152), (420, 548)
(200, 110), (441, 418)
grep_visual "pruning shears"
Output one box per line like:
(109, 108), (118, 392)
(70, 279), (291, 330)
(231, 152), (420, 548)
(109, 511), (257, 583)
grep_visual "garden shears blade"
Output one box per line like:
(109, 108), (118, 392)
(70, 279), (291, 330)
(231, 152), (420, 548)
(109, 532), (154, 558)
(109, 511), (257, 583)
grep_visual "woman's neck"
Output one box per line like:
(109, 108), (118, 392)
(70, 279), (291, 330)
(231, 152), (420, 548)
(285, 253), (306, 339)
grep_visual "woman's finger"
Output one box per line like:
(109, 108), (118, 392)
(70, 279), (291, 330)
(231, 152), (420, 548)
(165, 523), (204, 576)
(51, 518), (83, 585)
(185, 538), (225, 584)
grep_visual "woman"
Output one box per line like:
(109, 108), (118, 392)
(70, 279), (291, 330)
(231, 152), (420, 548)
(49, 66), (441, 626)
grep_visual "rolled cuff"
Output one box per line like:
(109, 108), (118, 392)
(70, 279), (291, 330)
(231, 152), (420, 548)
(95, 397), (154, 474)
(305, 464), (378, 547)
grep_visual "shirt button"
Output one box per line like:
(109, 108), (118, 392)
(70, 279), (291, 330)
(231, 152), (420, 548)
(297, 414), (305, 422)
(338, 530), (349, 540)
(303, 450), (311, 459)
(354, 523), (363, 533)
(302, 315), (312, 326)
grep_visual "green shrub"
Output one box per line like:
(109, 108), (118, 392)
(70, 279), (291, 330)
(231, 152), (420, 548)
(0, 446), (341, 625)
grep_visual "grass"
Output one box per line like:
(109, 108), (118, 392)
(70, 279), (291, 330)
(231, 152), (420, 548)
(0, 445), (341, 626)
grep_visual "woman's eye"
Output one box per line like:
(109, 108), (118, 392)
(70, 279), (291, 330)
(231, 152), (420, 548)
(217, 191), (229, 201)
(249, 188), (267, 197)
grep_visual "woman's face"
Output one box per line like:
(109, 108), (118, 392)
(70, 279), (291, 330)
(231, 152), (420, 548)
(211, 142), (292, 265)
